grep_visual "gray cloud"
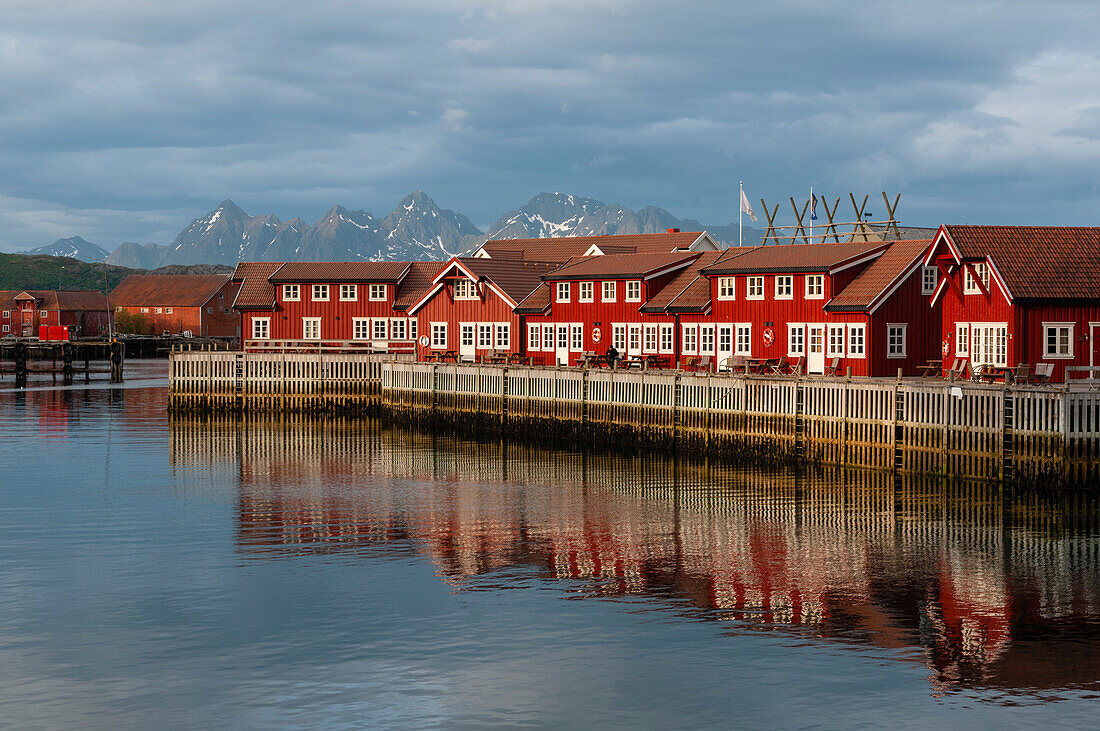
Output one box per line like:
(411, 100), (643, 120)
(2, 0), (1100, 250)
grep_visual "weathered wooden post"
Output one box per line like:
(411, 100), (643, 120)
(61, 342), (74, 385)
(14, 342), (27, 388)
(109, 341), (124, 383)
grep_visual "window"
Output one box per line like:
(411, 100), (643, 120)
(155, 307), (163, 314)
(431, 322), (447, 349)
(700, 325), (715, 355)
(735, 324), (752, 356)
(342, 284), (359, 301)
(372, 318), (388, 340)
(628, 325), (642, 353)
(659, 324), (674, 354)
(558, 325), (569, 351)
(1, 325), (7, 333)
(603, 281), (617, 302)
(409, 319), (417, 341)
(747, 276), (764, 300)
(718, 325), (732, 356)
(579, 281), (594, 302)
(971, 324), (1007, 367)
(454, 279), (478, 299)
(956, 323), (969, 357)
(252, 318), (270, 339)
(303, 318), (321, 340)
(391, 318), (407, 340)
(528, 324), (541, 351)
(140, 307), (149, 314)
(1043, 322), (1074, 359)
(805, 275), (824, 299)
(717, 277), (736, 300)
(206, 307), (213, 314)
(282, 284), (300, 301)
(612, 324), (627, 351)
(352, 318), (370, 340)
(543, 325), (554, 351)
(922, 266), (937, 295)
(312, 284), (329, 301)
(643, 325), (658, 353)
(625, 281), (641, 302)
(368, 284), (386, 301)
(496, 323), (510, 349)
(788, 324), (805, 355)
(1, 310), (7, 318)
(827, 325), (845, 357)
(775, 275), (793, 299)
(571, 324), (583, 351)
(478, 324), (492, 348)
(461, 324), (475, 348)
(964, 262), (990, 294)
(848, 324), (866, 358)
(556, 282), (570, 302)
(682, 325), (698, 355)
(887, 324), (907, 358)
(167, 307), (173, 314)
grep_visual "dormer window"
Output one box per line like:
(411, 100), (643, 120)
(964, 262), (990, 294)
(922, 266), (937, 295)
(453, 278), (478, 299)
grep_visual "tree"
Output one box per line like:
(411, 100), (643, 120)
(114, 310), (154, 335)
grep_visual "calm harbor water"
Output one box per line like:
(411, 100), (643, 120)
(1, 363), (1098, 728)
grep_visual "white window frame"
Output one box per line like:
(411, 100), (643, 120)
(747, 276), (764, 300)
(602, 281), (617, 302)
(570, 323), (583, 352)
(964, 262), (990, 295)
(409, 319), (417, 341)
(956, 323), (969, 357)
(848, 324), (866, 359)
(391, 318), (407, 340)
(612, 324), (627, 351)
(787, 323), (805, 356)
(453, 278), (478, 300)
(625, 281), (641, 302)
(543, 325), (554, 351)
(352, 317), (370, 340)
(717, 277), (736, 301)
(496, 323), (510, 350)
(154, 307), (162, 314)
(166, 307), (174, 314)
(310, 284), (328, 301)
(775, 275), (794, 300)
(140, 307), (149, 314)
(579, 281), (594, 303)
(302, 317), (321, 340)
(1043, 322), (1074, 359)
(251, 317), (270, 340)
(659, 324), (674, 354)
(477, 323), (493, 349)
(827, 324), (845, 358)
(887, 323), (907, 359)
(682, 324), (698, 355)
(365, 283), (385, 301)
(556, 282), (570, 303)
(922, 266), (937, 296)
(528, 324), (541, 351)
(643, 324), (658, 353)
(431, 322), (447, 349)
(341, 284), (358, 302)
(372, 318), (388, 340)
(1, 324), (7, 333)
(282, 284), (300, 301)
(735, 324), (752, 356)
(971, 323), (1008, 367)
(700, 324), (715, 355)
(805, 274), (824, 299)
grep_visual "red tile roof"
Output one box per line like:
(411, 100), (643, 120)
(269, 261), (411, 283)
(701, 242), (887, 275)
(543, 252), (701, 281)
(231, 262), (283, 310)
(452, 258), (561, 305)
(393, 261), (442, 311)
(826, 240), (932, 312)
(477, 231), (708, 260)
(514, 282), (551, 314)
(0, 290), (109, 313)
(941, 225), (1100, 301)
(110, 275), (232, 308)
(645, 249), (741, 313)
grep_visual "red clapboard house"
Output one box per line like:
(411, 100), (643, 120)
(230, 261), (283, 342)
(265, 262), (416, 348)
(0, 290), (112, 338)
(699, 240), (937, 376)
(110, 275), (240, 337)
(925, 226), (1100, 382)
(408, 257), (559, 361)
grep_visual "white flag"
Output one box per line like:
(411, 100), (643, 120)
(740, 188), (758, 221)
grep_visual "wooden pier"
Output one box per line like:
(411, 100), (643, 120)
(167, 352), (1100, 485)
(0, 339), (124, 385)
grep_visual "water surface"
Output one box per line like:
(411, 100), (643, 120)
(1, 363), (1098, 727)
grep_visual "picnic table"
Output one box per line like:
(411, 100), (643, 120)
(917, 360), (942, 378)
(507, 353), (532, 366)
(745, 358), (778, 374)
(484, 352), (508, 364)
(972, 364), (1013, 383)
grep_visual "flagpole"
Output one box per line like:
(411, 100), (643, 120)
(809, 185), (813, 243)
(739, 180), (743, 247)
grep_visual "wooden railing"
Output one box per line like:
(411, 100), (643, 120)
(243, 338), (417, 354)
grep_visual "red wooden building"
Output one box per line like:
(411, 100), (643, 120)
(231, 261), (284, 340)
(0, 290), (111, 338)
(408, 257), (557, 361)
(110, 275), (240, 337)
(925, 225), (1100, 382)
(699, 239), (937, 376)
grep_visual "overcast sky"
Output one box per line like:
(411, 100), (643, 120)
(2, 0), (1099, 251)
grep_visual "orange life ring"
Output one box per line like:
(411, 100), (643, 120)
(592, 327), (602, 343)
(941, 339), (950, 356)
(763, 327), (775, 347)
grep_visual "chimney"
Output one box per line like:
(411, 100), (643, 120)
(666, 228), (680, 234)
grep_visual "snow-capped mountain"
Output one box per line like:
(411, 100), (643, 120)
(24, 236), (110, 262)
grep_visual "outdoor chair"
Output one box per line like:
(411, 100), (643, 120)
(1029, 363), (1053, 385)
(1012, 363), (1030, 384)
(698, 355), (712, 373)
(787, 357), (803, 376)
(824, 357), (841, 376)
(948, 358), (967, 380)
(769, 356), (789, 376)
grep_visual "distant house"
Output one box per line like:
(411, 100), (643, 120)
(0, 290), (111, 338)
(110, 274), (240, 337)
(472, 230), (720, 259)
(230, 262), (284, 340)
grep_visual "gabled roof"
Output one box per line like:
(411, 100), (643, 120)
(110, 275), (232, 307)
(393, 261), (442, 311)
(825, 240), (932, 313)
(542, 251), (700, 281)
(268, 261), (411, 283)
(647, 249), (742, 314)
(514, 283), (551, 315)
(701, 241), (888, 275)
(476, 231), (712, 260)
(231, 262), (283, 310)
(929, 225), (1100, 301)
(409, 257), (559, 314)
(0, 290), (109, 312)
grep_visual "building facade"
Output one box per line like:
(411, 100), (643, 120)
(110, 275), (240, 337)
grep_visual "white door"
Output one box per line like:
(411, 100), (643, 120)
(717, 325), (733, 367)
(556, 324), (570, 365)
(459, 323), (475, 361)
(808, 325), (826, 374)
(627, 325), (642, 357)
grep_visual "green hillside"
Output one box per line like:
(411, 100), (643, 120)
(0, 253), (233, 292)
